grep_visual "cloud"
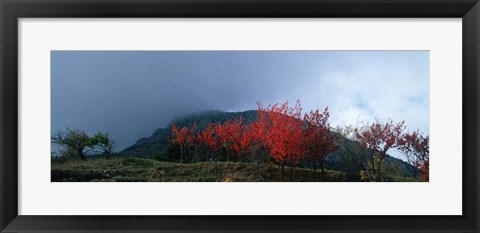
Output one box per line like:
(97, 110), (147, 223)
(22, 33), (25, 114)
(51, 51), (429, 153)
(287, 52), (429, 135)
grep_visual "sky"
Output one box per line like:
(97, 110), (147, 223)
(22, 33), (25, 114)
(51, 51), (429, 155)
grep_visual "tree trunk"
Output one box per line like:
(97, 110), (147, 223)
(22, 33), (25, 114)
(77, 149), (86, 160)
(290, 164), (294, 181)
(313, 160), (317, 182)
(281, 162), (285, 181)
(180, 149), (184, 163)
(320, 160), (325, 181)
(224, 145), (229, 162)
(377, 157), (383, 181)
(370, 154), (376, 180)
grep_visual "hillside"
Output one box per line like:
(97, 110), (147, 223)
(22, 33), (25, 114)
(119, 110), (258, 157)
(119, 110), (414, 178)
(51, 157), (416, 182)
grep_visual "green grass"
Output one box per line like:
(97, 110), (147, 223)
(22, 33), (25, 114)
(52, 157), (348, 182)
(51, 157), (416, 182)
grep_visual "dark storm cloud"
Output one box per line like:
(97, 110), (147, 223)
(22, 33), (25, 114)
(51, 51), (429, 151)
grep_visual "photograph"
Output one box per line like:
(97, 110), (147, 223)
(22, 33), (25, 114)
(50, 50), (429, 182)
(2, 0), (476, 232)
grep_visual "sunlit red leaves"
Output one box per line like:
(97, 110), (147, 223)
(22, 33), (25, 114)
(198, 123), (221, 152)
(257, 100), (306, 164)
(171, 122), (196, 147)
(170, 100), (338, 166)
(355, 120), (405, 159)
(303, 107), (337, 163)
(197, 118), (255, 160)
(398, 130), (429, 179)
(215, 118), (248, 159)
(419, 159), (429, 181)
(171, 122), (197, 162)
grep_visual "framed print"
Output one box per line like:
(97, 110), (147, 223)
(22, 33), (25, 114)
(1, 0), (479, 232)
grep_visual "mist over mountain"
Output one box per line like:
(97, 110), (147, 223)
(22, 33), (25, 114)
(120, 110), (258, 157)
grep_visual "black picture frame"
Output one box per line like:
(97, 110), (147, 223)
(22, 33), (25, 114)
(1, 0), (479, 232)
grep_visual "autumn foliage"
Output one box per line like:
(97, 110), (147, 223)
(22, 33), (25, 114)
(303, 107), (337, 180)
(171, 122), (197, 162)
(257, 101), (306, 180)
(168, 100), (430, 182)
(354, 120), (405, 181)
(398, 130), (429, 180)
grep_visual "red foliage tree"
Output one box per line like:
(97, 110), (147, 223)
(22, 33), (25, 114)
(257, 100), (305, 181)
(355, 119), (405, 181)
(243, 119), (268, 162)
(218, 118), (247, 161)
(419, 158), (429, 181)
(303, 107), (337, 181)
(171, 122), (197, 163)
(197, 123), (222, 161)
(199, 118), (253, 162)
(398, 130), (429, 180)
